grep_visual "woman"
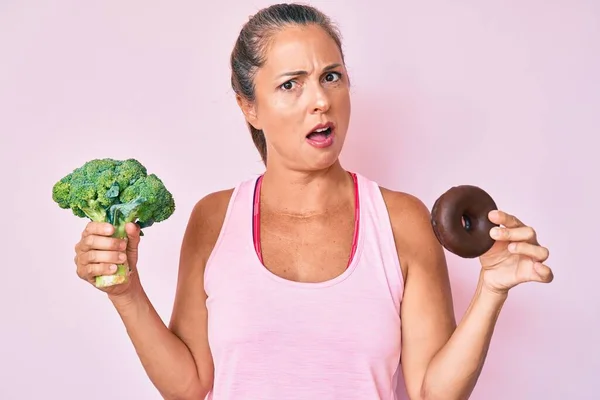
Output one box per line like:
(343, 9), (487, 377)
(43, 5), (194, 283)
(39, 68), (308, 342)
(73, 3), (553, 399)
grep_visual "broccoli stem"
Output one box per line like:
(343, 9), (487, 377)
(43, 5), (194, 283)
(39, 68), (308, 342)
(113, 221), (128, 240)
(94, 221), (131, 288)
(95, 263), (129, 288)
(87, 200), (141, 288)
(80, 199), (107, 222)
(80, 204), (130, 288)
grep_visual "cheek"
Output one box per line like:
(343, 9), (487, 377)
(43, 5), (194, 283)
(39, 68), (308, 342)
(332, 89), (351, 121)
(339, 91), (351, 111)
(261, 95), (304, 133)
(269, 96), (298, 118)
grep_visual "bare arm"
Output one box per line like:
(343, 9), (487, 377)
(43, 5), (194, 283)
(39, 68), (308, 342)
(383, 189), (506, 400)
(109, 285), (207, 400)
(107, 189), (232, 400)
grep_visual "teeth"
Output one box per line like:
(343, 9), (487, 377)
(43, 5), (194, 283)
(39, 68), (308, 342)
(315, 127), (329, 132)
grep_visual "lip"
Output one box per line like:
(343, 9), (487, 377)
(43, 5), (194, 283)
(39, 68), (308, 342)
(306, 121), (335, 137)
(305, 121), (336, 149)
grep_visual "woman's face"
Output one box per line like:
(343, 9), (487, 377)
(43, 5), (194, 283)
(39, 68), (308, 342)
(241, 24), (351, 171)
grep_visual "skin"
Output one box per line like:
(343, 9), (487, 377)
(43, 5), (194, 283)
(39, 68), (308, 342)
(73, 23), (554, 400)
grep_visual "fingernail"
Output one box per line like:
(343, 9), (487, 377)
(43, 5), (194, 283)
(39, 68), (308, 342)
(490, 227), (500, 238)
(105, 226), (113, 234)
(508, 243), (517, 252)
(119, 253), (126, 261)
(109, 264), (117, 272)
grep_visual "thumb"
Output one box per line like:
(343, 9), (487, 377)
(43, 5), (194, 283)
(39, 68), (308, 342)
(125, 222), (141, 251)
(532, 262), (554, 284)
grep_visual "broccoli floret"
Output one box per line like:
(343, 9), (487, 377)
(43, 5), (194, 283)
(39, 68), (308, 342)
(106, 173), (176, 239)
(114, 158), (147, 189)
(52, 158), (122, 222)
(52, 158), (176, 288)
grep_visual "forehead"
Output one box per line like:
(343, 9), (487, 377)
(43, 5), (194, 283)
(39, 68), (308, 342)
(261, 24), (343, 73)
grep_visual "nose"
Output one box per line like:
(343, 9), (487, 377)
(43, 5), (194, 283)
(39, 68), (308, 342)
(310, 84), (330, 114)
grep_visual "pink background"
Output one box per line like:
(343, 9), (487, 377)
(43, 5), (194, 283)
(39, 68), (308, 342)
(1, 1), (598, 399)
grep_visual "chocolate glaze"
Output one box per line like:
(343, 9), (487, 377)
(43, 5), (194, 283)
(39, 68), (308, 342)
(431, 185), (498, 258)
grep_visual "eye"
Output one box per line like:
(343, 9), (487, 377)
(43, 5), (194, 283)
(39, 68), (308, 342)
(279, 80), (297, 91)
(323, 72), (341, 83)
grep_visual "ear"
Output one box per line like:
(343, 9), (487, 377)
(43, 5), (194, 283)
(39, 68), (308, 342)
(236, 95), (262, 130)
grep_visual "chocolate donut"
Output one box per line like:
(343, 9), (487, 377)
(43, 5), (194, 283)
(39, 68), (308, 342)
(430, 185), (498, 258)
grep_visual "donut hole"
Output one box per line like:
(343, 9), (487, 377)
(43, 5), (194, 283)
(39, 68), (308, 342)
(461, 214), (473, 231)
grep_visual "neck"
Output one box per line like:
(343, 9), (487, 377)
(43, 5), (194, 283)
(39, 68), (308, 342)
(260, 159), (354, 216)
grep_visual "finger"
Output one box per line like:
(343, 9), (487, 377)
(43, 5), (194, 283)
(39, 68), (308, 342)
(78, 249), (127, 266)
(508, 241), (550, 262)
(533, 262), (554, 283)
(78, 234), (127, 252)
(82, 222), (115, 238)
(125, 222), (141, 252)
(490, 226), (537, 243)
(488, 210), (525, 228)
(77, 263), (118, 281)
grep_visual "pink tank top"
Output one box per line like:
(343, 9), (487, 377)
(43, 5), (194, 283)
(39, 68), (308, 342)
(204, 172), (404, 399)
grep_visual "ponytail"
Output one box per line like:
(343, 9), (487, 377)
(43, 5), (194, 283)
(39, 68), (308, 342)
(248, 123), (267, 165)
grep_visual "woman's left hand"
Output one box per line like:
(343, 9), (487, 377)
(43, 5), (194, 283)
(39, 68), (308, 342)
(479, 210), (554, 295)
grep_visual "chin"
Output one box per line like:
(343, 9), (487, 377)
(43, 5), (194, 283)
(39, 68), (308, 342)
(306, 150), (342, 171)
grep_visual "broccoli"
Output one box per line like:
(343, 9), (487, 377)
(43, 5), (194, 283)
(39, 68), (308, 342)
(52, 158), (176, 288)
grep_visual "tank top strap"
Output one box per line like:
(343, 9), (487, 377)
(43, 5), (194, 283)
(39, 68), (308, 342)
(353, 173), (405, 313)
(203, 175), (260, 290)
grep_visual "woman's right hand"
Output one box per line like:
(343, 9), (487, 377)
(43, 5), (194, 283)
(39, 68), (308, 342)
(74, 221), (142, 297)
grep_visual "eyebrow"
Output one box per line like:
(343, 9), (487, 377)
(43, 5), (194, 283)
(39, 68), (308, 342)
(276, 63), (342, 78)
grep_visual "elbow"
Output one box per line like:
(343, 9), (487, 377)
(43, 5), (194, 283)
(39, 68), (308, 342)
(414, 375), (436, 400)
(418, 385), (433, 400)
(417, 384), (470, 400)
(160, 380), (211, 400)
(415, 380), (445, 400)
(415, 390), (441, 400)
(404, 384), (429, 400)
(162, 388), (209, 400)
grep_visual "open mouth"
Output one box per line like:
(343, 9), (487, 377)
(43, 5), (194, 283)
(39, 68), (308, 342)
(306, 126), (333, 140)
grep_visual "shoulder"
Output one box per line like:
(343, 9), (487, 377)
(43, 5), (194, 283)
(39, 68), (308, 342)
(379, 186), (432, 228)
(190, 188), (235, 227)
(172, 187), (237, 300)
(378, 186), (446, 278)
(178, 187), (236, 268)
(186, 188), (235, 244)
